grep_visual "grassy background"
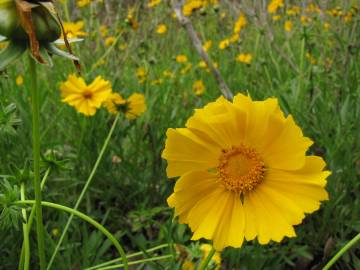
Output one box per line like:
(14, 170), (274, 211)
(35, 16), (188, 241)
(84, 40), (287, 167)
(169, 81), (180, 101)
(0, 0), (359, 269)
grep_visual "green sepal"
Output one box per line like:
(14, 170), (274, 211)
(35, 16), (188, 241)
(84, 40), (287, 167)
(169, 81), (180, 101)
(45, 42), (79, 61)
(0, 41), (26, 70)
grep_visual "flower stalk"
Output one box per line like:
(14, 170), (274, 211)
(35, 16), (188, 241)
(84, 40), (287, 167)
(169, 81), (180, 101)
(198, 247), (216, 270)
(29, 55), (46, 270)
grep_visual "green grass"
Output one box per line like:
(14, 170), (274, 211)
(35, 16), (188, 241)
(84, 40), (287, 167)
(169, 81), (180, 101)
(0, 0), (359, 269)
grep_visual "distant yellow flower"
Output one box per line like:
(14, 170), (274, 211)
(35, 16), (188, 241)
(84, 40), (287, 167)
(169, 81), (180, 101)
(323, 22), (330, 31)
(300, 15), (311, 26)
(183, 0), (203, 16)
(16, 75), (24, 86)
(148, 0), (161, 8)
(306, 53), (317, 65)
(119, 43), (127, 51)
(267, 0), (284, 13)
(180, 63), (193, 75)
(236, 53), (252, 64)
(156, 24), (167, 34)
(203, 40), (212, 52)
(77, 0), (91, 8)
(176, 54), (188, 63)
(234, 14), (247, 34)
(163, 70), (175, 78)
(272, 15), (281, 21)
(284, 20), (293, 32)
(104, 93), (146, 119)
(219, 39), (230, 50)
(136, 67), (147, 84)
(60, 75), (112, 116)
(163, 94), (330, 250)
(182, 258), (195, 270)
(105, 36), (116, 47)
(61, 21), (87, 39)
(287, 6), (301, 16)
(192, 80), (205, 96)
(100, 25), (109, 37)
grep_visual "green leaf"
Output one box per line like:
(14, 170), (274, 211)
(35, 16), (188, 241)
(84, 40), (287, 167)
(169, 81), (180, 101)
(0, 41), (26, 70)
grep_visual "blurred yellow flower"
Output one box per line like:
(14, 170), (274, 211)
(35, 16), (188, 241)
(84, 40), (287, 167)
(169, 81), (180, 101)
(267, 0), (284, 13)
(176, 54), (188, 63)
(180, 63), (193, 75)
(136, 67), (147, 84)
(219, 39), (230, 50)
(148, 0), (161, 8)
(163, 94), (330, 250)
(16, 75), (24, 86)
(236, 53), (252, 64)
(156, 24), (167, 34)
(182, 258), (195, 270)
(192, 80), (205, 96)
(119, 43), (127, 51)
(77, 0), (91, 8)
(61, 21), (87, 39)
(60, 75), (112, 116)
(105, 36), (116, 47)
(272, 15), (281, 21)
(234, 14), (247, 34)
(203, 40), (212, 52)
(284, 20), (293, 32)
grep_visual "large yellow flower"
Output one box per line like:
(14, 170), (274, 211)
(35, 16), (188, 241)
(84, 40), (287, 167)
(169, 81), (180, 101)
(60, 75), (112, 116)
(163, 94), (330, 250)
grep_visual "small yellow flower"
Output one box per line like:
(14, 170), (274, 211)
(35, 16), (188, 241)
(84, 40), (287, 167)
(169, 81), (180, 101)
(180, 63), (193, 75)
(284, 20), (293, 32)
(176, 54), (188, 63)
(156, 24), (167, 34)
(219, 39), (230, 50)
(234, 14), (247, 34)
(272, 15), (281, 21)
(100, 25), (109, 37)
(16, 75), (24, 86)
(61, 21), (87, 39)
(323, 22), (330, 31)
(163, 70), (175, 78)
(119, 43), (127, 51)
(77, 0), (91, 8)
(60, 75), (112, 116)
(236, 53), (252, 64)
(136, 67), (147, 84)
(148, 0), (161, 8)
(192, 80), (205, 96)
(105, 36), (116, 47)
(267, 0), (284, 14)
(203, 40), (212, 52)
(104, 93), (146, 120)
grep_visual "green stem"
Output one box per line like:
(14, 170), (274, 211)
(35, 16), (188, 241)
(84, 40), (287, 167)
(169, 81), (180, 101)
(85, 244), (171, 270)
(96, 255), (173, 270)
(19, 168), (51, 268)
(62, 0), (71, 22)
(29, 55), (46, 270)
(323, 233), (360, 270)
(47, 114), (121, 270)
(15, 200), (128, 270)
(198, 247), (216, 270)
(20, 183), (30, 270)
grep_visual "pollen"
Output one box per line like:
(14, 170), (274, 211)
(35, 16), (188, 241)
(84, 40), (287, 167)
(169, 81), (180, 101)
(218, 145), (265, 193)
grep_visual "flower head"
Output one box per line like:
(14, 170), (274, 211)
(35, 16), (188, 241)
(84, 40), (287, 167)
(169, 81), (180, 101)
(60, 75), (112, 116)
(156, 24), (167, 34)
(104, 93), (146, 120)
(236, 53), (252, 64)
(61, 21), (87, 39)
(163, 94), (330, 250)
(192, 80), (205, 96)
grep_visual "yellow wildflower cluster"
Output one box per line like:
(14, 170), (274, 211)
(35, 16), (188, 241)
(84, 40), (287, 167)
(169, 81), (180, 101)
(267, 0), (284, 14)
(183, 0), (219, 16)
(60, 75), (146, 119)
(219, 13), (247, 49)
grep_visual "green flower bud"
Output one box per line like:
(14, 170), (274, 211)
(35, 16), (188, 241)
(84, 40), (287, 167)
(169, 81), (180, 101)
(0, 0), (61, 42)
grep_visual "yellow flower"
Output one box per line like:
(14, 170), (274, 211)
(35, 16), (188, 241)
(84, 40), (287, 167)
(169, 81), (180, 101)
(16, 75), (24, 86)
(104, 93), (146, 119)
(77, 0), (91, 8)
(148, 0), (161, 8)
(105, 36), (116, 47)
(219, 39), (230, 50)
(163, 94), (330, 250)
(61, 21), (87, 39)
(60, 75), (112, 116)
(267, 0), (284, 14)
(156, 24), (167, 34)
(234, 14), (247, 34)
(176, 54), (188, 63)
(100, 25), (109, 37)
(181, 63), (193, 75)
(163, 70), (175, 78)
(182, 258), (195, 270)
(192, 80), (205, 96)
(136, 67), (147, 84)
(323, 22), (330, 31)
(236, 53), (252, 64)
(119, 43), (127, 51)
(203, 40), (212, 52)
(284, 20), (293, 32)
(183, 0), (203, 16)
(272, 15), (281, 21)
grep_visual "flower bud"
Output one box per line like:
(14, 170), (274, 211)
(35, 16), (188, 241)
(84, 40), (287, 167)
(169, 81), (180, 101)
(0, 0), (61, 42)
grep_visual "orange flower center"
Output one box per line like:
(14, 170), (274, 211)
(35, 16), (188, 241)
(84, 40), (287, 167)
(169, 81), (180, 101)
(218, 146), (265, 193)
(83, 89), (93, 99)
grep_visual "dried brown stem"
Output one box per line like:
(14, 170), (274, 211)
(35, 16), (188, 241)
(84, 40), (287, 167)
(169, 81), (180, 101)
(172, 0), (233, 100)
